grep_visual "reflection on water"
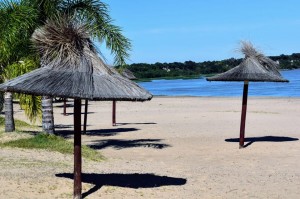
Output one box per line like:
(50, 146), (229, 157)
(138, 69), (300, 97)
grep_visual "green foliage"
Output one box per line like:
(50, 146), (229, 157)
(0, 92), (3, 112)
(0, 133), (104, 161)
(19, 94), (42, 123)
(0, 0), (38, 65)
(270, 53), (300, 70)
(14, 118), (34, 129)
(0, 1), (41, 123)
(0, 0), (131, 123)
(59, 0), (131, 66)
(123, 54), (300, 80)
(0, 116), (5, 126)
(97, 22), (131, 66)
(3, 57), (42, 123)
(20, 0), (131, 66)
(3, 56), (39, 80)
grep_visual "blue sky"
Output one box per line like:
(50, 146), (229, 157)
(100, 0), (300, 65)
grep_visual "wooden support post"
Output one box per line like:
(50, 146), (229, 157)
(112, 100), (116, 126)
(239, 81), (249, 148)
(73, 99), (82, 199)
(83, 99), (88, 134)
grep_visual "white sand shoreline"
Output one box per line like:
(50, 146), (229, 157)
(1, 97), (299, 198)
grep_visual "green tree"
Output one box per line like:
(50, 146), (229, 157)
(0, 0), (131, 133)
(3, 57), (41, 123)
(0, 0), (39, 132)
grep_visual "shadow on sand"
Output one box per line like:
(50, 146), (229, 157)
(54, 128), (139, 138)
(88, 139), (170, 150)
(225, 136), (299, 148)
(54, 103), (74, 108)
(117, 122), (157, 126)
(56, 173), (187, 198)
(65, 112), (95, 115)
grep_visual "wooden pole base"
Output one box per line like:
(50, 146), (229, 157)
(74, 99), (82, 199)
(239, 81), (249, 148)
(112, 100), (116, 126)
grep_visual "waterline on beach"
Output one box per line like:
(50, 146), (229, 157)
(138, 69), (300, 97)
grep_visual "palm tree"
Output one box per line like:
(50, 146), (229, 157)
(0, 0), (39, 132)
(3, 58), (41, 123)
(2, 59), (41, 131)
(21, 0), (131, 66)
(1, 0), (131, 133)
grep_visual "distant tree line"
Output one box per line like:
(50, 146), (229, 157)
(120, 53), (300, 79)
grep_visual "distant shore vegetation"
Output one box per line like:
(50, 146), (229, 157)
(120, 53), (300, 80)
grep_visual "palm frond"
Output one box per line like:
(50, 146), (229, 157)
(96, 22), (131, 66)
(22, 0), (61, 19)
(60, 0), (109, 19)
(0, 0), (38, 64)
(0, 1), (38, 37)
(19, 94), (42, 123)
(59, 0), (131, 66)
(3, 56), (39, 80)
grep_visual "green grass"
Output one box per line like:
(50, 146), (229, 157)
(0, 133), (104, 162)
(0, 116), (104, 162)
(0, 116), (37, 131)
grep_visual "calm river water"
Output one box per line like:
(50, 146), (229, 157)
(138, 69), (300, 97)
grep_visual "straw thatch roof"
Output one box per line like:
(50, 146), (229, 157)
(121, 68), (137, 80)
(207, 42), (288, 82)
(109, 67), (137, 80)
(0, 16), (152, 101)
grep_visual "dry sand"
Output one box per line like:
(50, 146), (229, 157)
(0, 96), (299, 198)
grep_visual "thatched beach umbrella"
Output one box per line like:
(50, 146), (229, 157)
(82, 67), (137, 130)
(111, 68), (137, 126)
(0, 17), (152, 199)
(207, 42), (288, 148)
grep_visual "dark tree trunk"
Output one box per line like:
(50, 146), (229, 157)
(5, 92), (15, 132)
(42, 96), (55, 134)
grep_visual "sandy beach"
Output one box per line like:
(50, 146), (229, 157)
(0, 96), (299, 198)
